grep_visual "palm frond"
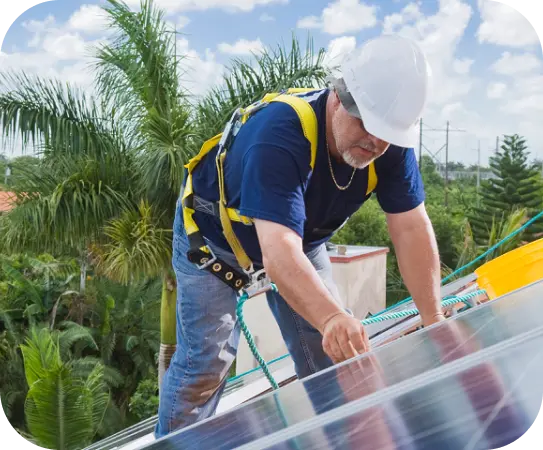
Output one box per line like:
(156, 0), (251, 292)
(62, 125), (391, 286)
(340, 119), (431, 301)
(20, 327), (61, 388)
(454, 208), (527, 276)
(194, 34), (329, 146)
(58, 321), (99, 358)
(0, 71), (124, 160)
(0, 256), (45, 316)
(72, 357), (124, 389)
(92, 200), (172, 284)
(84, 364), (111, 437)
(94, 0), (184, 121)
(21, 327), (110, 450)
(100, 332), (117, 364)
(0, 155), (134, 255)
(94, 0), (193, 197)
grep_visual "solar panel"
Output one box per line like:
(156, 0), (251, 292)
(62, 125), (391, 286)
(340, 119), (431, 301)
(141, 279), (543, 450)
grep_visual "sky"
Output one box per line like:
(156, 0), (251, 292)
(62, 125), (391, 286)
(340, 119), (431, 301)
(0, 0), (542, 168)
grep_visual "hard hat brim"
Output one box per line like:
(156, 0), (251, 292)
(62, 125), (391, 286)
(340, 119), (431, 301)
(329, 76), (419, 149)
(352, 102), (419, 149)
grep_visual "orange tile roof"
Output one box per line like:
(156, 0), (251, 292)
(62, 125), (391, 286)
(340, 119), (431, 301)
(0, 191), (16, 213)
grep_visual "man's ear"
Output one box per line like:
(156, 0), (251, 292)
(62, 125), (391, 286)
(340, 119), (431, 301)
(330, 89), (341, 111)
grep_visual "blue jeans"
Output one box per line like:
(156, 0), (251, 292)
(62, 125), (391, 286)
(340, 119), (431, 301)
(155, 201), (342, 438)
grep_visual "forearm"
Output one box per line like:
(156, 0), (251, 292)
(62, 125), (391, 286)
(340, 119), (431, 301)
(389, 216), (443, 324)
(261, 236), (345, 333)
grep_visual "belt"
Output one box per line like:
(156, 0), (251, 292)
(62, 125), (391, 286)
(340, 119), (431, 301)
(182, 193), (252, 291)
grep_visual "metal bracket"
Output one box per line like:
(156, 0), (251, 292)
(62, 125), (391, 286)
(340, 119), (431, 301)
(243, 269), (273, 298)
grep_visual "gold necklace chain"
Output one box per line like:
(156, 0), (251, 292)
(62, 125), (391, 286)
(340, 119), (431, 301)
(326, 141), (356, 191)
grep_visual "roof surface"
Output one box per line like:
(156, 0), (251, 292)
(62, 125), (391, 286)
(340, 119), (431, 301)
(0, 191), (16, 212)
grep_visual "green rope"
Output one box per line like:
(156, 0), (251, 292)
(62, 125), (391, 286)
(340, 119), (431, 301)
(374, 209), (543, 317)
(227, 353), (290, 383)
(231, 289), (486, 390)
(229, 209), (543, 389)
(360, 290), (485, 325)
(235, 286), (280, 390)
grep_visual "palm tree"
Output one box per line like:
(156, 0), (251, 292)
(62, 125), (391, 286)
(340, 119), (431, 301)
(89, 4), (330, 381)
(20, 326), (111, 450)
(441, 207), (528, 280)
(0, 0), (331, 385)
(88, 0), (193, 383)
(0, 0), (186, 383)
(0, 71), (133, 291)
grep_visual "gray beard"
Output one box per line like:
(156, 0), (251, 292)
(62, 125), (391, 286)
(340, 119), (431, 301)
(341, 149), (368, 169)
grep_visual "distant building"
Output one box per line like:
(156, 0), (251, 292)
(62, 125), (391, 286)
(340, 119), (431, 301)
(0, 191), (16, 214)
(437, 170), (497, 181)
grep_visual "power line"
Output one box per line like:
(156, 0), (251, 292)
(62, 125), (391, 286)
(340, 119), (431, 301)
(418, 118), (466, 207)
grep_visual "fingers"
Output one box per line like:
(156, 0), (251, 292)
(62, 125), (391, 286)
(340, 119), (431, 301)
(323, 317), (371, 364)
(337, 329), (358, 361)
(349, 324), (369, 354)
(323, 332), (343, 364)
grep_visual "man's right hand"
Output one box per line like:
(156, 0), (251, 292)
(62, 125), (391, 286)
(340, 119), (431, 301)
(321, 312), (371, 363)
(254, 218), (371, 364)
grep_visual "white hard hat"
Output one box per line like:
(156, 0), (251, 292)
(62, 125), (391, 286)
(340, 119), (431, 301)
(330, 34), (431, 148)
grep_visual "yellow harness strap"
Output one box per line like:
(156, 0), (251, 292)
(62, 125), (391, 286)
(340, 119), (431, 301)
(182, 89), (379, 285)
(217, 93), (319, 272)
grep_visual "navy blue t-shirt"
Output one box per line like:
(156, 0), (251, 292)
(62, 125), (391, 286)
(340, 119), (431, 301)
(188, 89), (425, 265)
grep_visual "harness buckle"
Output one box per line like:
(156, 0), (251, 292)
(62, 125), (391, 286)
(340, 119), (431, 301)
(243, 268), (273, 298)
(196, 246), (218, 270)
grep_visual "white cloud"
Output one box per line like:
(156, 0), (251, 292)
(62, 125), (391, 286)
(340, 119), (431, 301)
(503, 95), (543, 115)
(490, 51), (542, 76)
(177, 38), (224, 97)
(297, 0), (377, 35)
(3, 6), (116, 97)
(0, 50), (59, 78)
(67, 5), (109, 34)
(381, 0), (474, 107)
(476, 0), (540, 48)
(22, 15), (56, 48)
(42, 32), (88, 60)
(177, 16), (191, 28)
(453, 58), (474, 75)
(6, 13), (102, 89)
(124, 0), (287, 14)
(383, 1), (423, 33)
(259, 13), (275, 22)
(218, 38), (264, 56)
(498, 72), (543, 115)
(297, 16), (321, 29)
(487, 82), (506, 99)
(323, 36), (356, 71)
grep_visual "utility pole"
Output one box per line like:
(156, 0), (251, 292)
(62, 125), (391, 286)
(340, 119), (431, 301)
(4, 165), (10, 186)
(495, 136), (499, 154)
(445, 121), (450, 207)
(419, 118), (423, 169)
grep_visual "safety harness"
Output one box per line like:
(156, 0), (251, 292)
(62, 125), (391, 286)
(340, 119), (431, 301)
(181, 88), (378, 295)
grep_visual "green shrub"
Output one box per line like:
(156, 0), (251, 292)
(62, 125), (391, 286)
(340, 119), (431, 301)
(129, 378), (159, 421)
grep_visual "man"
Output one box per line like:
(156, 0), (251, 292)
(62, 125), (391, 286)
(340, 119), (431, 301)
(155, 34), (444, 438)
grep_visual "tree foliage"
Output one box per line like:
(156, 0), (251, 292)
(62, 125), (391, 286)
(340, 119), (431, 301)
(469, 134), (543, 243)
(1, 0), (543, 447)
(21, 327), (110, 450)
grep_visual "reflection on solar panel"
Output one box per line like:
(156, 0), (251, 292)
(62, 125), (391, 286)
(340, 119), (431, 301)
(141, 279), (543, 450)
